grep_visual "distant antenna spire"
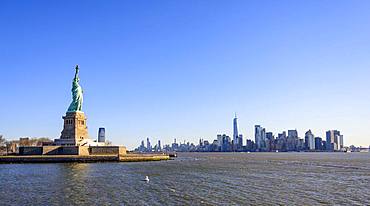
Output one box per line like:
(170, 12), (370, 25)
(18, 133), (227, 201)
(234, 112), (237, 119)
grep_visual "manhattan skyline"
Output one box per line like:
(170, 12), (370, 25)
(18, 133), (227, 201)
(1, 1), (370, 149)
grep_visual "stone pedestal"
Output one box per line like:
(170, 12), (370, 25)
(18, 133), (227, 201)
(55, 111), (89, 146)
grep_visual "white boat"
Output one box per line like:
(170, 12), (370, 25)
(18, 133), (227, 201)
(144, 176), (149, 182)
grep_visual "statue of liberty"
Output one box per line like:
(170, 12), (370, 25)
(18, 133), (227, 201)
(67, 65), (83, 112)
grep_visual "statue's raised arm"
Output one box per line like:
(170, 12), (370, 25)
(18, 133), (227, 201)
(74, 65), (80, 80)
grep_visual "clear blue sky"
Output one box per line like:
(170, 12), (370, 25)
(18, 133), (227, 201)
(1, 0), (370, 149)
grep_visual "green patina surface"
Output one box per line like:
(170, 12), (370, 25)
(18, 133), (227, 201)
(67, 65), (83, 112)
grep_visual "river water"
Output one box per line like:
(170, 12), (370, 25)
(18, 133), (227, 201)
(1, 152), (370, 205)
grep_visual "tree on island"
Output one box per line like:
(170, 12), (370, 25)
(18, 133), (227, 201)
(0, 135), (7, 155)
(18, 137), (53, 146)
(0, 135), (5, 146)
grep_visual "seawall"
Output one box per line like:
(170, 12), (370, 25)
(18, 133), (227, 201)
(0, 154), (170, 163)
(119, 154), (170, 162)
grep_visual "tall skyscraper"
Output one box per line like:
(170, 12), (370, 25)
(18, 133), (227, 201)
(233, 114), (239, 146)
(305, 130), (315, 150)
(255, 125), (266, 151)
(158, 140), (162, 151)
(238, 134), (243, 148)
(287, 129), (299, 151)
(339, 135), (344, 150)
(322, 140), (327, 151)
(199, 138), (203, 147)
(221, 134), (231, 152)
(314, 137), (323, 150)
(297, 138), (305, 151)
(265, 132), (274, 152)
(138, 140), (146, 152)
(276, 131), (287, 151)
(326, 130), (342, 151)
(326, 131), (333, 151)
(141, 140), (145, 148)
(146, 137), (151, 152)
(217, 134), (223, 148)
(98, 128), (105, 143)
(172, 138), (179, 151)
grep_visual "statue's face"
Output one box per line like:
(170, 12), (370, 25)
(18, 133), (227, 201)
(73, 79), (79, 86)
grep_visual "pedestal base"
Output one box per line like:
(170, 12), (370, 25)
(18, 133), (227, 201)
(56, 111), (89, 146)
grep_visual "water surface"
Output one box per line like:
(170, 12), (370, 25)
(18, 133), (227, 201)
(1, 152), (369, 205)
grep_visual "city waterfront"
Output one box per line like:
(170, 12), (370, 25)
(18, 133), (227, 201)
(1, 152), (370, 205)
